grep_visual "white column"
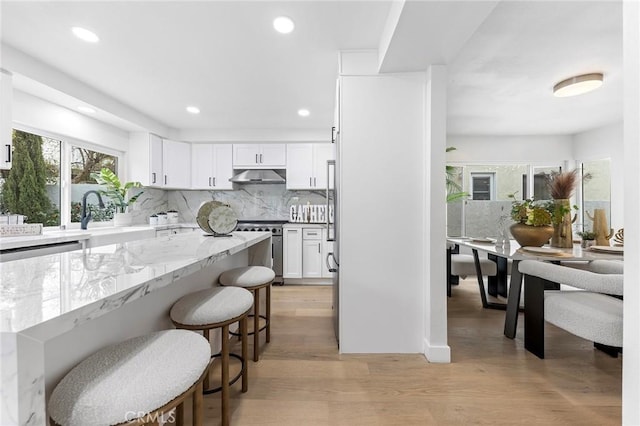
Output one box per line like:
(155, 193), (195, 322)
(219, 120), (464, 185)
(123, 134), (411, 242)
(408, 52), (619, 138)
(623, 2), (640, 424)
(423, 65), (450, 363)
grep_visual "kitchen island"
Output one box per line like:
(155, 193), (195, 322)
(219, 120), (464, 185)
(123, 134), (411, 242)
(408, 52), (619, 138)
(0, 230), (271, 426)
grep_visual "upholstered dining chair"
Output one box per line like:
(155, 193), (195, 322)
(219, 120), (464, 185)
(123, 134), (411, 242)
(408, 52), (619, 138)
(518, 259), (623, 358)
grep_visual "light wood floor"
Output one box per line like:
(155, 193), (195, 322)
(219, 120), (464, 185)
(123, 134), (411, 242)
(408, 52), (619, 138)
(182, 281), (621, 425)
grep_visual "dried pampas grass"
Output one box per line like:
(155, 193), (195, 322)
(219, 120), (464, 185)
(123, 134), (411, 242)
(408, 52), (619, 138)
(546, 170), (583, 199)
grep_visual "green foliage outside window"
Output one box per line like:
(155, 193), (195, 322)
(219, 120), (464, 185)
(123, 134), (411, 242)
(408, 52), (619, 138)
(1, 130), (58, 225)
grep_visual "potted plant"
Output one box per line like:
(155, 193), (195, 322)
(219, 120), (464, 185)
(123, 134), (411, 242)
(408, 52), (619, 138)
(508, 193), (554, 247)
(91, 168), (144, 226)
(577, 230), (596, 249)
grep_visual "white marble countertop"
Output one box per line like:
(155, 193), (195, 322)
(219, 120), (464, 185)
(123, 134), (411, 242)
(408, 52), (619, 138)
(0, 225), (157, 251)
(0, 231), (270, 335)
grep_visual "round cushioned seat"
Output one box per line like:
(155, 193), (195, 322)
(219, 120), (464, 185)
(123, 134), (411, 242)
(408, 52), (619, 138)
(170, 287), (254, 326)
(219, 266), (275, 288)
(49, 329), (210, 426)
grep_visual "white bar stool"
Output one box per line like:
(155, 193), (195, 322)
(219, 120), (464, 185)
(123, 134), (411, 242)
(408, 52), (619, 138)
(48, 329), (210, 426)
(170, 286), (253, 426)
(219, 266), (275, 362)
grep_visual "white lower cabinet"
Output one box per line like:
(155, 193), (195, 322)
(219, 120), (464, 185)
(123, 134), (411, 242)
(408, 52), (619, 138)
(283, 227), (303, 278)
(302, 228), (322, 278)
(283, 225), (334, 282)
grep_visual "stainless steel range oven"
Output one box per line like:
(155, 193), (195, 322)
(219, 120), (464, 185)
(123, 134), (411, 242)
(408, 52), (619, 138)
(235, 220), (286, 284)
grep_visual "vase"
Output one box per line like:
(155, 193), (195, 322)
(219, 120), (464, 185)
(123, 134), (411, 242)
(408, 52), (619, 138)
(113, 212), (133, 227)
(587, 208), (613, 246)
(550, 199), (574, 248)
(509, 223), (553, 247)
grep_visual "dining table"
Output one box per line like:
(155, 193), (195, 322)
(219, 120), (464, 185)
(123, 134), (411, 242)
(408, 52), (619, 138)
(446, 237), (624, 356)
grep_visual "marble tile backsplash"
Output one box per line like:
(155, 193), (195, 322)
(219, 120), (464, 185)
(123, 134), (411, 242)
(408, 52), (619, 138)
(168, 184), (328, 222)
(129, 188), (168, 224)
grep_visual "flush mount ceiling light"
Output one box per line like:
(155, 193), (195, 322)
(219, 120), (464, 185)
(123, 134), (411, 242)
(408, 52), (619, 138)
(553, 73), (603, 97)
(77, 106), (96, 114)
(186, 106), (200, 114)
(71, 27), (99, 43)
(297, 109), (310, 117)
(273, 16), (295, 34)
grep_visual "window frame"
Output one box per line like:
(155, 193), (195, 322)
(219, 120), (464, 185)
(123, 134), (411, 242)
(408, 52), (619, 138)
(11, 123), (124, 230)
(469, 172), (495, 201)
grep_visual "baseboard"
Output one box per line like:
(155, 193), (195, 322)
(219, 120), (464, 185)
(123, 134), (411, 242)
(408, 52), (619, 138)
(423, 338), (451, 363)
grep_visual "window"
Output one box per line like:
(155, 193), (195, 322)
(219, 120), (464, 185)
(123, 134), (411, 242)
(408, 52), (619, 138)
(582, 159), (611, 231)
(70, 146), (118, 224)
(446, 164), (563, 238)
(470, 173), (495, 200)
(0, 130), (62, 226)
(0, 127), (121, 228)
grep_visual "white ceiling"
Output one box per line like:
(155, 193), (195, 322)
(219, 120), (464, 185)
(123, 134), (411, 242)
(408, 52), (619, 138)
(0, 1), (623, 138)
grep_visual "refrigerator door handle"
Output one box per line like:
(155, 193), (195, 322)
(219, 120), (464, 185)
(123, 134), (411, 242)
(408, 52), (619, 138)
(326, 159), (336, 242)
(327, 252), (337, 273)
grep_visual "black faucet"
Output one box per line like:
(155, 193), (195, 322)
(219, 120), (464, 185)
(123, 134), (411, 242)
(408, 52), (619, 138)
(80, 190), (105, 230)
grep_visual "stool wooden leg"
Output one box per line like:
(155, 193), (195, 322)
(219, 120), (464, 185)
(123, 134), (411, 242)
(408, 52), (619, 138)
(241, 316), (248, 392)
(221, 324), (230, 426)
(266, 284), (271, 343)
(253, 289), (260, 362)
(203, 329), (211, 391)
(176, 402), (185, 426)
(193, 379), (203, 426)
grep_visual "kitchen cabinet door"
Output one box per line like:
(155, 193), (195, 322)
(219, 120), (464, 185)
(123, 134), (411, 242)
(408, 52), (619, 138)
(286, 143), (334, 190)
(233, 144), (286, 168)
(283, 228), (302, 278)
(212, 144), (233, 189)
(0, 70), (12, 170)
(191, 144), (213, 189)
(260, 144), (286, 167)
(162, 139), (191, 188)
(313, 144), (334, 190)
(302, 239), (323, 278)
(286, 144), (314, 189)
(128, 132), (163, 187)
(191, 144), (233, 190)
(233, 144), (259, 167)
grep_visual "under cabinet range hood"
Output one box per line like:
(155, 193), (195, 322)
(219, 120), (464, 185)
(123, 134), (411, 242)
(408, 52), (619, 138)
(229, 169), (285, 184)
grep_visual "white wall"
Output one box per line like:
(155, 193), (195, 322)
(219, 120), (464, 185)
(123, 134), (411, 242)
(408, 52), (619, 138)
(12, 90), (129, 152)
(339, 70), (425, 353)
(423, 65), (450, 362)
(572, 122), (623, 229)
(622, 1), (640, 423)
(446, 135), (573, 163)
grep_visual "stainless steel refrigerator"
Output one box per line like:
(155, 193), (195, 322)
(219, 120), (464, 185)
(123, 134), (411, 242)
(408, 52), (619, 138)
(326, 146), (339, 344)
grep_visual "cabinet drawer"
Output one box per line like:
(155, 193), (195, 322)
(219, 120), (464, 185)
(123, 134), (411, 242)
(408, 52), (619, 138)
(303, 229), (322, 240)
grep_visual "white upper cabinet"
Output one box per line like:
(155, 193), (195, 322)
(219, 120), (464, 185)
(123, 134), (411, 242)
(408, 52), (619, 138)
(149, 134), (163, 186)
(286, 143), (334, 190)
(191, 144), (233, 190)
(129, 135), (190, 188)
(233, 144), (286, 168)
(162, 139), (191, 188)
(0, 70), (13, 170)
(129, 132), (163, 186)
(286, 144), (314, 189)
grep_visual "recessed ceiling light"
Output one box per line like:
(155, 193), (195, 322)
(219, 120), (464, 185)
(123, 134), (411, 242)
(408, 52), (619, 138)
(186, 106), (200, 114)
(71, 27), (99, 43)
(553, 73), (603, 97)
(297, 109), (310, 117)
(78, 106), (96, 114)
(273, 16), (295, 34)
